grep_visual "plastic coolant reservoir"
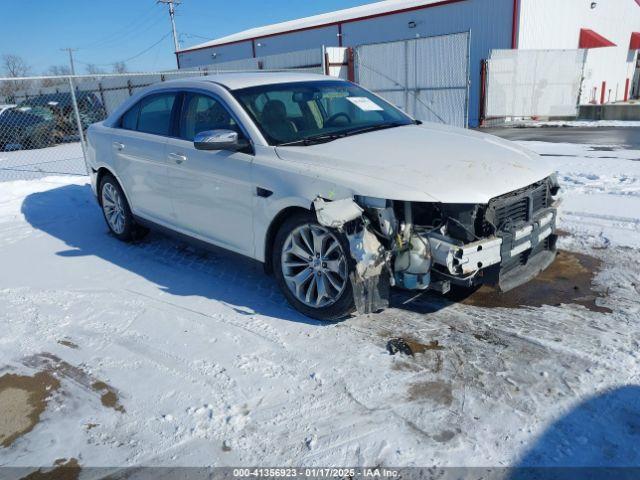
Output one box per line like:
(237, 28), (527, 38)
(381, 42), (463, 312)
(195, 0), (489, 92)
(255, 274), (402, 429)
(394, 235), (432, 290)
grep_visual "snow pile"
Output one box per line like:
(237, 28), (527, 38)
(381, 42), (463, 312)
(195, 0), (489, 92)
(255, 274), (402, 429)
(518, 141), (640, 249)
(516, 120), (640, 128)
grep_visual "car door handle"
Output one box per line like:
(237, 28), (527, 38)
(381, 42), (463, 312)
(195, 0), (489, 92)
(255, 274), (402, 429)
(168, 152), (187, 164)
(112, 141), (125, 151)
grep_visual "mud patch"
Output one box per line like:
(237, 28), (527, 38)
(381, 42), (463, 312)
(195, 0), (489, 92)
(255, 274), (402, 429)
(407, 381), (453, 406)
(457, 251), (611, 313)
(23, 353), (125, 414)
(0, 372), (60, 448)
(432, 429), (459, 443)
(22, 458), (81, 480)
(92, 381), (125, 413)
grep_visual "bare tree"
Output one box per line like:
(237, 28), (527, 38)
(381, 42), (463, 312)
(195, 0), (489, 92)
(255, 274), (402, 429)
(2, 54), (30, 77)
(1, 54), (31, 102)
(40, 65), (72, 87)
(112, 61), (128, 74)
(47, 65), (72, 76)
(85, 63), (105, 75)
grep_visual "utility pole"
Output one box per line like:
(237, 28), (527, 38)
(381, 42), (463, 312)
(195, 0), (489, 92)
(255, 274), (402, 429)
(157, 0), (181, 55)
(61, 48), (78, 75)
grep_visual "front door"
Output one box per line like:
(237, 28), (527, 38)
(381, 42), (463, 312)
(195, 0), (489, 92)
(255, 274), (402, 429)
(166, 92), (254, 255)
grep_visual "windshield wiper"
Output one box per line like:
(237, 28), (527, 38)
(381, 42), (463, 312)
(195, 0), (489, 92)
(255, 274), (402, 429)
(278, 132), (344, 147)
(277, 122), (406, 147)
(340, 122), (406, 138)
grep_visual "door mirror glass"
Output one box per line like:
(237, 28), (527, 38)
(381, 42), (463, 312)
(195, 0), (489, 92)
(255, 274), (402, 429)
(194, 129), (248, 151)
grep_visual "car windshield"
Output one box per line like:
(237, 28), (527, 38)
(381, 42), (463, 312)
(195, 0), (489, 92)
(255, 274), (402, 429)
(232, 80), (414, 146)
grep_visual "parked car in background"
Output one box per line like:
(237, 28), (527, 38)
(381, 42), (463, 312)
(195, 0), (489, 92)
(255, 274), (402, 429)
(17, 92), (107, 143)
(86, 72), (559, 320)
(0, 104), (16, 118)
(0, 107), (56, 151)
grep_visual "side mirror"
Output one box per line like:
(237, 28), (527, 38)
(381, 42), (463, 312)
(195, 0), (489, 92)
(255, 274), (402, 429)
(194, 129), (249, 152)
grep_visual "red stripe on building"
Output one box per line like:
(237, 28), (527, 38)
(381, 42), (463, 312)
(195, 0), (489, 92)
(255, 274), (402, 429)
(625, 78), (631, 101)
(511, 0), (520, 49)
(630, 32), (640, 50)
(579, 29), (616, 49)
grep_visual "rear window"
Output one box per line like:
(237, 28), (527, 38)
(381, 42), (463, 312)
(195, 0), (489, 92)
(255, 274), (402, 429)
(137, 94), (176, 136)
(119, 93), (177, 136)
(121, 105), (139, 130)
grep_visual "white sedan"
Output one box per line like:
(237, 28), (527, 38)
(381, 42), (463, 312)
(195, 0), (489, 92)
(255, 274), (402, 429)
(86, 72), (558, 320)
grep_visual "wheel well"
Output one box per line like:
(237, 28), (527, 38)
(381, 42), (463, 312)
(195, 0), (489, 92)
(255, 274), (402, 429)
(263, 206), (310, 274)
(95, 167), (115, 206)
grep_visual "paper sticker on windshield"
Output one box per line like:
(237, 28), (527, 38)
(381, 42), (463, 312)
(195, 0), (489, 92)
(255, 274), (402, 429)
(346, 97), (384, 111)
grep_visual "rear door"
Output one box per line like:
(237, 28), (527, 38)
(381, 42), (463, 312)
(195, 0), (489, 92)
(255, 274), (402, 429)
(110, 92), (178, 224)
(165, 91), (255, 255)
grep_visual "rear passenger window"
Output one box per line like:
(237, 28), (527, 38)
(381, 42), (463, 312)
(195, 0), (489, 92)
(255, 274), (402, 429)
(137, 93), (176, 136)
(121, 105), (139, 130)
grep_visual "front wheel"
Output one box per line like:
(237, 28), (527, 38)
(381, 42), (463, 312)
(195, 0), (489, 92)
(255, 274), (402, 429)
(99, 174), (148, 242)
(273, 212), (355, 321)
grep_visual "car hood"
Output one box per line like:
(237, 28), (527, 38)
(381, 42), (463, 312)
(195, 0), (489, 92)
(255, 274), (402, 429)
(274, 123), (554, 204)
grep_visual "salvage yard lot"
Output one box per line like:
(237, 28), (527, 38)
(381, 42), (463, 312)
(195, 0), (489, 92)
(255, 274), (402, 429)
(0, 137), (639, 470)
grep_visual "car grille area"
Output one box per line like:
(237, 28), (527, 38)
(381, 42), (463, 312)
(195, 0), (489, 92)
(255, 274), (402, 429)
(485, 177), (557, 285)
(487, 179), (550, 230)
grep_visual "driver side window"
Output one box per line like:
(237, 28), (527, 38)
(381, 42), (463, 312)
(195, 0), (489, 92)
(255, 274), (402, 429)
(179, 93), (238, 141)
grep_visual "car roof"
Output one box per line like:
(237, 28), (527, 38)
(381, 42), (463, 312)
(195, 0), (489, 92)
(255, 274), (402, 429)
(18, 92), (99, 108)
(163, 71), (340, 91)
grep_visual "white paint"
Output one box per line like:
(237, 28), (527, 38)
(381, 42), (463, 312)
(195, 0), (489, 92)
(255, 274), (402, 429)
(518, 0), (640, 104)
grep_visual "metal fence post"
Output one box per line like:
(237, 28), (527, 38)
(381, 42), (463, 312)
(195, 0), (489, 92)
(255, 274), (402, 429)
(68, 76), (88, 170)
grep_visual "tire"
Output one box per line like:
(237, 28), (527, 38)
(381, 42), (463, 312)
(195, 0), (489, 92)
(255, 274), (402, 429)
(272, 212), (355, 321)
(99, 174), (148, 242)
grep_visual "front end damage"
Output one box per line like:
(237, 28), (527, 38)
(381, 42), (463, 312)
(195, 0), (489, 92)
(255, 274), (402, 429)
(314, 175), (560, 314)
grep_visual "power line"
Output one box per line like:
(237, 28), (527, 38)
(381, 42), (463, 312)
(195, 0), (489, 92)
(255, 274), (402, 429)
(78, 10), (166, 52)
(76, 32), (172, 68)
(76, 1), (160, 50)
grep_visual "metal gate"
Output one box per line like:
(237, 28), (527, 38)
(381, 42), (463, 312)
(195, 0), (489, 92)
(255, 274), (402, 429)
(485, 49), (587, 119)
(355, 32), (471, 127)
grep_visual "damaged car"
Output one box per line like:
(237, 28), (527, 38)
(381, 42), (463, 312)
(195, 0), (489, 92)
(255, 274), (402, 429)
(86, 72), (559, 320)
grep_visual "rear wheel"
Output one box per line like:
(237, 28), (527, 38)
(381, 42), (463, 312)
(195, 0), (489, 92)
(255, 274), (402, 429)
(99, 174), (148, 242)
(273, 212), (355, 321)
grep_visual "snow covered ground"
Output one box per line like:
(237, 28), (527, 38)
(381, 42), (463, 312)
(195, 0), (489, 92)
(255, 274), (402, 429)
(0, 140), (639, 472)
(0, 143), (85, 182)
(515, 120), (640, 128)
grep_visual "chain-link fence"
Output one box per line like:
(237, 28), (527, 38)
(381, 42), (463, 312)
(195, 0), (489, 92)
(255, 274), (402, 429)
(0, 70), (216, 181)
(0, 64), (331, 182)
(355, 32), (471, 128)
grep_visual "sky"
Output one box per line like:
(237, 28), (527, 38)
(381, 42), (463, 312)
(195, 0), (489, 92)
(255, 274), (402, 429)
(2, 0), (373, 76)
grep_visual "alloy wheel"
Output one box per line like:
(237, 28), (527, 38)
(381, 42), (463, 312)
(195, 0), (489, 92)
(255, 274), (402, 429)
(281, 224), (349, 308)
(101, 183), (126, 235)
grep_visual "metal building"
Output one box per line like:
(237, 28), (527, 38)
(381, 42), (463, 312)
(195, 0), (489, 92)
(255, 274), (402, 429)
(176, 0), (640, 126)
